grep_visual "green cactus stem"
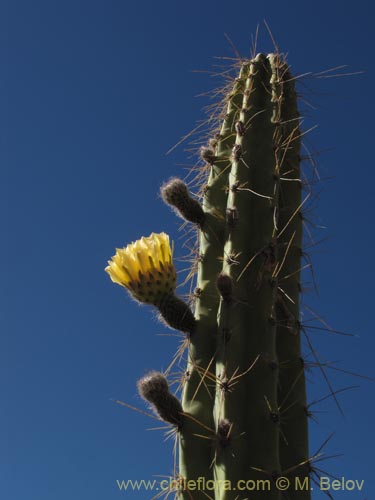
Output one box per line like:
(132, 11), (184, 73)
(213, 54), (282, 500)
(274, 60), (310, 496)
(107, 49), (312, 500)
(177, 65), (256, 499)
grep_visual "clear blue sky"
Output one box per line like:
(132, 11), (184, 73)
(2, 1), (374, 499)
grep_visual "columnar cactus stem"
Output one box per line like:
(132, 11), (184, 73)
(178, 69), (248, 500)
(106, 50), (312, 500)
(213, 54), (282, 499)
(274, 59), (310, 495)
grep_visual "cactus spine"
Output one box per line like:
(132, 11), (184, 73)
(107, 51), (311, 500)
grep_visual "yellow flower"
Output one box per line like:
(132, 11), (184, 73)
(105, 232), (176, 304)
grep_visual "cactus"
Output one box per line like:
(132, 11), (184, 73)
(106, 52), (312, 499)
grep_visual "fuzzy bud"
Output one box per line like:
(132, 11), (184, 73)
(226, 207), (239, 230)
(216, 273), (233, 304)
(217, 418), (232, 447)
(137, 371), (183, 428)
(157, 293), (196, 335)
(161, 178), (205, 225)
(200, 146), (216, 165)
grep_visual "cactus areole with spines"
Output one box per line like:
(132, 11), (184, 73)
(106, 53), (311, 499)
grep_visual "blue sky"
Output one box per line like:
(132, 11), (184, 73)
(2, 1), (374, 499)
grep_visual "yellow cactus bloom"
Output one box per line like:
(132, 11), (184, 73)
(105, 232), (176, 304)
